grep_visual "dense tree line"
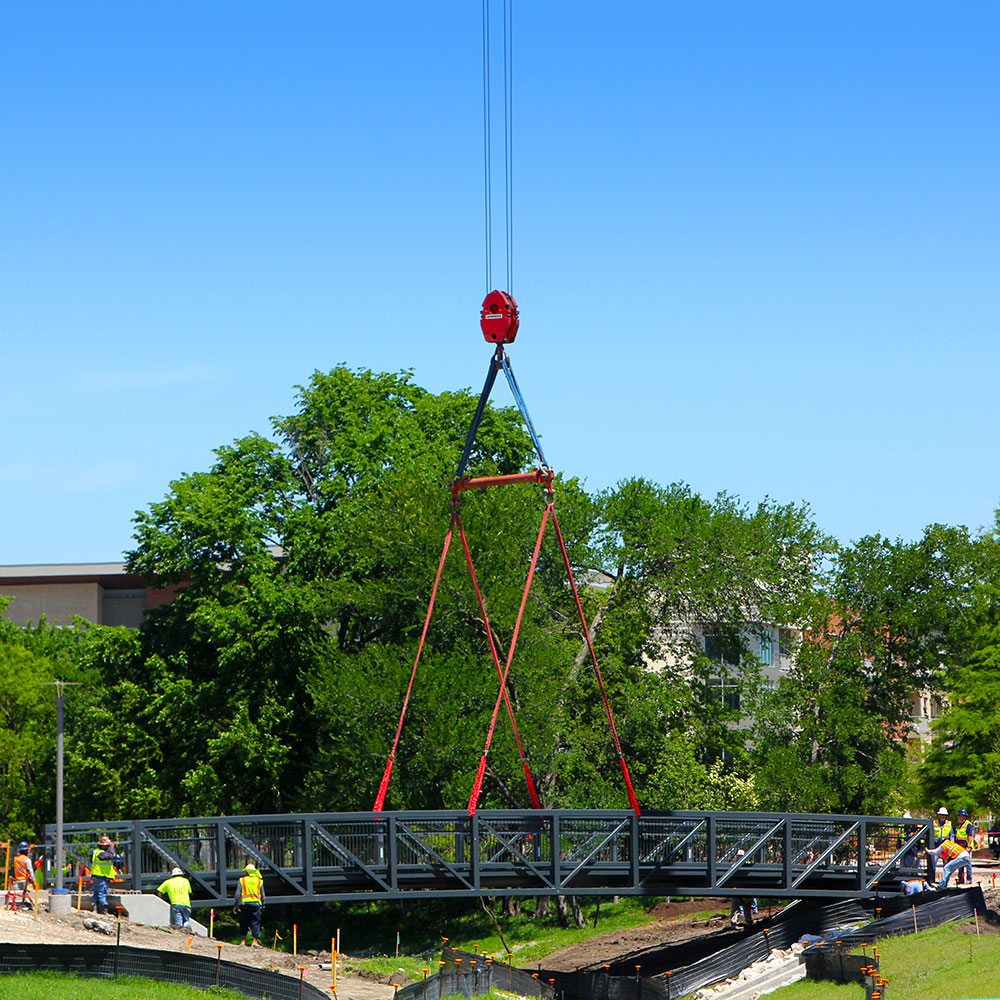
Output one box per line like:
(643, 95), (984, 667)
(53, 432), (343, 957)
(2, 367), (998, 840)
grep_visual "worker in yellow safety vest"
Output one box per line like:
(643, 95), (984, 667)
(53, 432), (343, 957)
(234, 862), (265, 947)
(157, 867), (193, 930)
(90, 836), (118, 914)
(933, 807), (953, 844)
(954, 809), (975, 885)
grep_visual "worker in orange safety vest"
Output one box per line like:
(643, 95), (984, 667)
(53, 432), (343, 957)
(10, 843), (36, 908)
(922, 838), (971, 890)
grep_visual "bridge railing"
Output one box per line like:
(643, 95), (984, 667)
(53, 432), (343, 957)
(44, 809), (931, 906)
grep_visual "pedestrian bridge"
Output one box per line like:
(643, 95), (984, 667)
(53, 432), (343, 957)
(46, 809), (930, 908)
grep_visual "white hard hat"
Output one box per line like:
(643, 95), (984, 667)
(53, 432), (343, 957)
(937, 807), (949, 815)
(171, 867), (183, 876)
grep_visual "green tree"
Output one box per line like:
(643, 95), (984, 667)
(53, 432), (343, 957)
(65, 366), (558, 818)
(920, 517), (1000, 816)
(592, 479), (827, 776)
(753, 524), (983, 815)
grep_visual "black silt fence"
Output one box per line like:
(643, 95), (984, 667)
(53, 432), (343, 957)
(398, 949), (554, 1000)
(803, 950), (875, 985)
(0, 943), (329, 1000)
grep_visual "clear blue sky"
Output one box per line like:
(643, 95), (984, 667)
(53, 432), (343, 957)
(1, 0), (997, 565)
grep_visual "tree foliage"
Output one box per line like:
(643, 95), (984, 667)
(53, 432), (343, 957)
(4, 366), (994, 831)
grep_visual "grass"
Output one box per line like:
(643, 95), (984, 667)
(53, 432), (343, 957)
(0, 972), (248, 999)
(767, 923), (1000, 1000)
(340, 895), (722, 981)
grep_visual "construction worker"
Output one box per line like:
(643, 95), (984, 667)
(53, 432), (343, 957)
(90, 836), (117, 914)
(929, 807), (952, 880)
(11, 842), (35, 909)
(933, 807), (953, 844)
(954, 809), (975, 885)
(922, 838), (972, 890)
(900, 877), (929, 895)
(157, 867), (193, 930)
(234, 862), (265, 947)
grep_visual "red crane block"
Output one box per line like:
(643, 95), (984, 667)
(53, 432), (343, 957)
(480, 290), (519, 344)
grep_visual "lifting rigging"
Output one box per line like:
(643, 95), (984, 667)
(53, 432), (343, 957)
(373, 1), (639, 818)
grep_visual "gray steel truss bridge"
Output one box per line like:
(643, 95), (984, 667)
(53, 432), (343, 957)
(45, 809), (931, 908)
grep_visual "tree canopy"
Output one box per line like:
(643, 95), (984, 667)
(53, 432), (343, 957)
(2, 366), (996, 834)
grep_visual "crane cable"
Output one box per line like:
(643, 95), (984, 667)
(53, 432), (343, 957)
(482, 0), (514, 294)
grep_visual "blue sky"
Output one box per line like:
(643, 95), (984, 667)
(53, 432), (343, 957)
(1, 0), (997, 565)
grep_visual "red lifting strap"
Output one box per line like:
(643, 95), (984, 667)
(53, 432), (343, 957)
(455, 508), (541, 811)
(551, 508), (641, 816)
(373, 513), (456, 812)
(465, 504), (550, 815)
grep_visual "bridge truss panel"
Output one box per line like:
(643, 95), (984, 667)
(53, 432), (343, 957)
(44, 809), (932, 906)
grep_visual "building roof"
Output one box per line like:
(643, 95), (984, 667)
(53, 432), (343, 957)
(0, 562), (145, 590)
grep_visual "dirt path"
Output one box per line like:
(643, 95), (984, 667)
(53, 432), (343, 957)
(0, 897), (394, 1000)
(538, 898), (735, 972)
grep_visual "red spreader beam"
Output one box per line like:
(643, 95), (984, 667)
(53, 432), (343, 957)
(373, 300), (640, 817)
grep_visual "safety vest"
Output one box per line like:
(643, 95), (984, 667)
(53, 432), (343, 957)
(955, 820), (972, 845)
(157, 875), (191, 907)
(238, 873), (263, 904)
(938, 839), (965, 862)
(933, 819), (953, 841)
(13, 853), (33, 882)
(91, 848), (116, 879)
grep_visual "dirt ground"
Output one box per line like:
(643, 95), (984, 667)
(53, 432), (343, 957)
(0, 896), (394, 1000)
(4, 868), (1000, 991)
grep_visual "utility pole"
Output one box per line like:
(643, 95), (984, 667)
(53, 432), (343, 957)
(41, 680), (81, 892)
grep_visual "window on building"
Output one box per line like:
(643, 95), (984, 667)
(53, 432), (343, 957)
(759, 632), (773, 666)
(705, 633), (740, 665)
(779, 628), (794, 659)
(708, 675), (741, 712)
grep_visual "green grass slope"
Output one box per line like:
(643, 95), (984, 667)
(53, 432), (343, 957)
(0, 972), (248, 999)
(769, 923), (1000, 1000)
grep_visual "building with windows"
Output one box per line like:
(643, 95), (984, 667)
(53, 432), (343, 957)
(0, 562), (177, 628)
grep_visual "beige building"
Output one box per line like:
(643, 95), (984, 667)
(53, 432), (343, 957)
(0, 562), (176, 628)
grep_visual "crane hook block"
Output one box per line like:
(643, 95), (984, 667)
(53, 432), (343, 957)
(480, 290), (519, 344)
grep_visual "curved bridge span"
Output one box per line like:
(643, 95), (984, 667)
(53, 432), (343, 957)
(46, 809), (931, 907)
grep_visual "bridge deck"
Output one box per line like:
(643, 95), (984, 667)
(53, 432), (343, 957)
(45, 809), (931, 907)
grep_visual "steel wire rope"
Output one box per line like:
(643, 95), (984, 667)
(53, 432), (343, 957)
(482, 0), (493, 291)
(503, 0), (513, 293)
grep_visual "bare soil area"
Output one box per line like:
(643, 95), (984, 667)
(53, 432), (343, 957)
(539, 898), (737, 972)
(0, 896), (394, 1000)
(4, 870), (999, 992)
